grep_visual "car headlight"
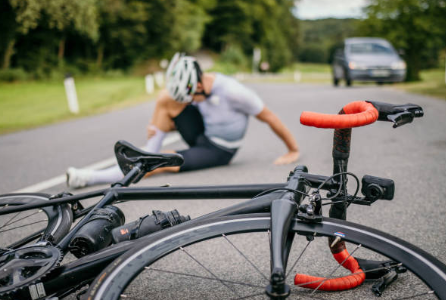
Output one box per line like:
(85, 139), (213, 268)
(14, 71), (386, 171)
(348, 61), (367, 70)
(391, 61), (406, 70)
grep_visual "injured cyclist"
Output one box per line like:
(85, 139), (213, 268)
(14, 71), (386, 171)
(67, 53), (299, 188)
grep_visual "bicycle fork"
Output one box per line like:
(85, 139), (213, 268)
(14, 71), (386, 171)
(266, 167), (307, 299)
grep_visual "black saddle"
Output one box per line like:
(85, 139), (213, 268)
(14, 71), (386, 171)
(114, 140), (184, 179)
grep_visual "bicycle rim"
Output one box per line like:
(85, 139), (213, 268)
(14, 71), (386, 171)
(87, 214), (446, 300)
(0, 193), (72, 249)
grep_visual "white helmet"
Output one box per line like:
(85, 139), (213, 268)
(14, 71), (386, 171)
(166, 53), (202, 103)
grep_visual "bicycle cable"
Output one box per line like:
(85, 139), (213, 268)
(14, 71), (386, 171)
(252, 187), (310, 199)
(317, 172), (360, 205)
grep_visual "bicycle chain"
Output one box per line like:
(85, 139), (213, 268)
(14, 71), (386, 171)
(0, 245), (63, 299)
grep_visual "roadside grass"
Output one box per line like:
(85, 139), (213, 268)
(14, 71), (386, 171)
(237, 63), (332, 84)
(394, 69), (446, 100)
(243, 63), (446, 101)
(0, 76), (152, 135)
(1, 64), (443, 135)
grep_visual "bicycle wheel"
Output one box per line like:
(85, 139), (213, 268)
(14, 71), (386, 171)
(86, 214), (446, 300)
(0, 193), (73, 249)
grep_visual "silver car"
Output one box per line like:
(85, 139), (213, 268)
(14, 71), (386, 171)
(332, 38), (406, 86)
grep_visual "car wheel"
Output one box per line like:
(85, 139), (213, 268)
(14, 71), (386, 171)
(333, 77), (339, 87)
(344, 68), (352, 87)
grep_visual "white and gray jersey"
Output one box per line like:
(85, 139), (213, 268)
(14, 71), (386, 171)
(195, 73), (264, 149)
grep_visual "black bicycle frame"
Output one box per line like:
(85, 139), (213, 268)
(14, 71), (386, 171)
(5, 164), (335, 299)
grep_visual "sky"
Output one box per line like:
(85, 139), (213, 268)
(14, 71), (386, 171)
(295, 0), (368, 20)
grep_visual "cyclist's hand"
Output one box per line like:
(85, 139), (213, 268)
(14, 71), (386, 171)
(274, 151), (299, 165)
(147, 125), (156, 139)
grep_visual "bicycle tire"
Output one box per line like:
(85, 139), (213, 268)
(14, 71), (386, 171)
(86, 214), (446, 300)
(0, 193), (73, 249)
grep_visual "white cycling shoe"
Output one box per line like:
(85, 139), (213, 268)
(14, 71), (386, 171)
(66, 167), (93, 188)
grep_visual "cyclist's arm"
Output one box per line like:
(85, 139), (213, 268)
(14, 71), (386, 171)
(255, 107), (299, 165)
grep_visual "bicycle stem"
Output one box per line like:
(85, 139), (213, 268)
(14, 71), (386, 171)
(330, 109), (352, 221)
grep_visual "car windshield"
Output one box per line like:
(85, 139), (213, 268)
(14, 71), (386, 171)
(348, 43), (395, 55)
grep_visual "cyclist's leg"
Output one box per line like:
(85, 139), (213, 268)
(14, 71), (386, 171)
(67, 95), (185, 188)
(0, 193), (72, 249)
(86, 215), (446, 300)
(177, 136), (236, 172)
(143, 141), (235, 177)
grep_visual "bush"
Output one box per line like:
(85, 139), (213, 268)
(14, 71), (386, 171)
(220, 45), (248, 67)
(298, 45), (328, 64)
(0, 68), (29, 82)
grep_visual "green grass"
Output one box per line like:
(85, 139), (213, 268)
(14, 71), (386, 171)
(2, 65), (442, 135)
(238, 63), (332, 84)
(0, 76), (153, 135)
(395, 69), (446, 100)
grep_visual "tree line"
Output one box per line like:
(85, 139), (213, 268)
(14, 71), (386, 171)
(1, 0), (444, 82)
(0, 0), (299, 79)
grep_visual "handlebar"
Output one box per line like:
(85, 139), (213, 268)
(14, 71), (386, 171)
(299, 100), (424, 221)
(300, 101), (379, 129)
(300, 100), (424, 130)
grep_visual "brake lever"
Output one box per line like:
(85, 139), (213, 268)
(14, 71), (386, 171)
(387, 111), (414, 128)
(368, 101), (424, 128)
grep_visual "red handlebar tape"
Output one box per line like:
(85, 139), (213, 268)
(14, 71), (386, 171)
(294, 249), (365, 291)
(300, 101), (379, 129)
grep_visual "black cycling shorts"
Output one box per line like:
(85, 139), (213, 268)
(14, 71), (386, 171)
(173, 105), (237, 172)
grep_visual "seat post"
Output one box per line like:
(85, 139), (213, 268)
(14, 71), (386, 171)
(113, 162), (143, 187)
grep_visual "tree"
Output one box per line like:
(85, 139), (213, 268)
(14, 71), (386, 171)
(95, 0), (149, 70)
(358, 0), (446, 81)
(144, 0), (215, 59)
(0, 0), (43, 69)
(43, 0), (99, 64)
(203, 0), (299, 71)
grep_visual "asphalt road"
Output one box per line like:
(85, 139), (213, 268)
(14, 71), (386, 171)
(1, 83), (445, 299)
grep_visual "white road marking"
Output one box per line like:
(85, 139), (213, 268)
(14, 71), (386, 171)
(12, 133), (181, 193)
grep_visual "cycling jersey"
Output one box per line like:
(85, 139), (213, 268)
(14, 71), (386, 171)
(195, 73), (264, 149)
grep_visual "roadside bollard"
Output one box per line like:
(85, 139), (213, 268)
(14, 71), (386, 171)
(145, 74), (155, 94)
(64, 74), (79, 114)
(294, 71), (302, 83)
(154, 71), (164, 88)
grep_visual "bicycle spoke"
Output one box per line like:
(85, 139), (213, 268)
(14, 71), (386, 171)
(1, 211), (20, 229)
(0, 210), (43, 230)
(0, 220), (48, 234)
(286, 235), (314, 279)
(180, 246), (241, 297)
(146, 267), (264, 289)
(310, 244), (362, 295)
(222, 234), (269, 282)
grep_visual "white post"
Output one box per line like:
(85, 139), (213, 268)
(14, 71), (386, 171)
(145, 74), (155, 94)
(154, 71), (164, 88)
(64, 76), (79, 114)
(253, 47), (261, 73)
(293, 71), (302, 82)
(160, 59), (169, 69)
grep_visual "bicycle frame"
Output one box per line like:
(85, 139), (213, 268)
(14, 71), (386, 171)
(3, 101), (423, 299)
(1, 165), (335, 299)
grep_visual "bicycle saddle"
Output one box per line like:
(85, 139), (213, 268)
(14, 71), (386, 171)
(114, 140), (184, 177)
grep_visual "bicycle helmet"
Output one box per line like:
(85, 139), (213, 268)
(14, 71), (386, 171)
(166, 53), (203, 103)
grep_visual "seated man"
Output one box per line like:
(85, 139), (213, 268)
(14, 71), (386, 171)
(67, 53), (299, 188)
